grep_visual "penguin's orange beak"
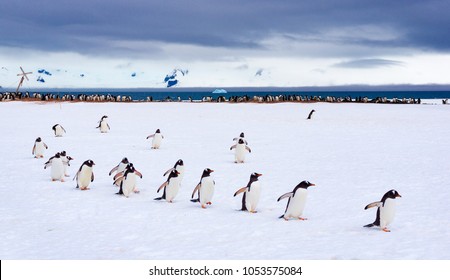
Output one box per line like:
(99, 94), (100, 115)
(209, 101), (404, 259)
(309, 183), (316, 186)
(256, 173), (262, 177)
(210, 170), (215, 172)
(176, 171), (180, 174)
(396, 193), (402, 198)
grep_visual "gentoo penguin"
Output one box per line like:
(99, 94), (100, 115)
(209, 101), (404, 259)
(60, 151), (74, 177)
(233, 172), (262, 213)
(154, 170), (181, 202)
(32, 137), (48, 158)
(230, 138), (251, 163)
(114, 163), (143, 197)
(364, 189), (402, 232)
(109, 157), (129, 185)
(146, 129), (164, 149)
(233, 132), (248, 145)
(307, 109), (315, 120)
(96, 115), (110, 133)
(277, 181), (316, 221)
(52, 124), (66, 137)
(74, 160), (95, 190)
(191, 168), (215, 209)
(44, 152), (66, 182)
(163, 159), (185, 181)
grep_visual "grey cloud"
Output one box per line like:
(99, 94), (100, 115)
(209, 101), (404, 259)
(332, 58), (404, 69)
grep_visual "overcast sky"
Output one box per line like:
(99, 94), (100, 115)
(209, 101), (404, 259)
(1, 0), (450, 88)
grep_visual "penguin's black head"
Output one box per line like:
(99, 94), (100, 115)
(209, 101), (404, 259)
(102, 115), (108, 119)
(60, 151), (66, 156)
(127, 163), (135, 172)
(54, 152), (61, 158)
(156, 129), (161, 133)
(177, 159), (184, 166)
(386, 189), (402, 199)
(36, 137), (42, 142)
(85, 160), (95, 167)
(240, 132), (245, 137)
(296, 180), (316, 190)
(250, 172), (262, 180)
(238, 139), (245, 144)
(121, 157), (129, 164)
(202, 168), (214, 177)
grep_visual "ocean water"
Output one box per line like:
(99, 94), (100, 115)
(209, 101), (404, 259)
(32, 90), (450, 101)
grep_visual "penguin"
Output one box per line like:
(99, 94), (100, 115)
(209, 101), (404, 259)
(114, 163), (143, 197)
(163, 159), (185, 181)
(277, 180), (316, 221)
(32, 137), (48, 158)
(154, 170), (180, 202)
(60, 151), (74, 177)
(109, 157), (129, 185)
(146, 129), (164, 149)
(233, 172), (262, 213)
(44, 152), (66, 182)
(74, 160), (95, 190)
(52, 124), (66, 137)
(307, 109), (315, 120)
(96, 115), (110, 133)
(230, 138), (251, 163)
(190, 168), (215, 209)
(364, 189), (402, 232)
(233, 132), (248, 145)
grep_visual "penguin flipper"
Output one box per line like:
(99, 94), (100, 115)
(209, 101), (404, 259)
(233, 186), (247, 197)
(245, 146), (252, 153)
(135, 170), (143, 178)
(146, 134), (155, 139)
(113, 176), (124, 186)
(240, 192), (248, 211)
(73, 171), (79, 181)
(32, 144), (36, 155)
(113, 171), (124, 180)
(157, 181), (168, 193)
(230, 144), (236, 150)
(44, 161), (52, 169)
(108, 165), (119, 176)
(107, 124), (110, 130)
(91, 172), (94, 182)
(191, 183), (201, 199)
(190, 198), (200, 203)
(163, 168), (175, 176)
(277, 192), (293, 201)
(364, 201), (382, 210)
(44, 143), (48, 149)
(278, 214), (285, 219)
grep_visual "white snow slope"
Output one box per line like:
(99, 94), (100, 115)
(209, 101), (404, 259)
(0, 100), (449, 260)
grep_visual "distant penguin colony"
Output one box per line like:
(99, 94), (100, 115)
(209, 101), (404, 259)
(52, 124), (66, 137)
(233, 172), (262, 213)
(97, 115), (110, 133)
(147, 129), (164, 149)
(191, 168), (215, 209)
(29, 110), (403, 232)
(32, 137), (48, 158)
(74, 160), (95, 190)
(364, 189), (402, 232)
(278, 181), (316, 221)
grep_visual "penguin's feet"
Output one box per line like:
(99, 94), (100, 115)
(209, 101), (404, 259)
(284, 217), (289, 221)
(60, 179), (65, 182)
(52, 179), (56, 181)
(298, 217), (308, 221)
(249, 210), (257, 213)
(207, 202), (212, 205)
(382, 228), (391, 232)
(201, 205), (207, 209)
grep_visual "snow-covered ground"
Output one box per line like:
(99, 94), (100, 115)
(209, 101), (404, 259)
(0, 100), (449, 260)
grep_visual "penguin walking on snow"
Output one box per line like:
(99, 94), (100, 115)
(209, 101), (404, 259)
(96, 115), (110, 133)
(230, 138), (251, 163)
(114, 163), (143, 197)
(191, 168), (215, 209)
(147, 129), (164, 149)
(109, 157), (129, 185)
(74, 160), (95, 190)
(32, 137), (48, 158)
(44, 152), (67, 182)
(278, 181), (316, 221)
(154, 169), (181, 202)
(163, 159), (185, 181)
(233, 172), (262, 213)
(364, 189), (402, 232)
(60, 151), (74, 177)
(52, 124), (66, 137)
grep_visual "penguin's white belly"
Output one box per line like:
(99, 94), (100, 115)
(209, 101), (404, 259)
(51, 159), (64, 180)
(100, 121), (109, 133)
(77, 167), (93, 188)
(235, 144), (246, 162)
(152, 134), (163, 148)
(245, 182), (261, 211)
(62, 158), (69, 175)
(199, 177), (215, 205)
(176, 165), (185, 181)
(285, 189), (308, 218)
(165, 177), (181, 201)
(380, 199), (396, 228)
(55, 126), (64, 136)
(34, 143), (46, 157)
(122, 174), (137, 197)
